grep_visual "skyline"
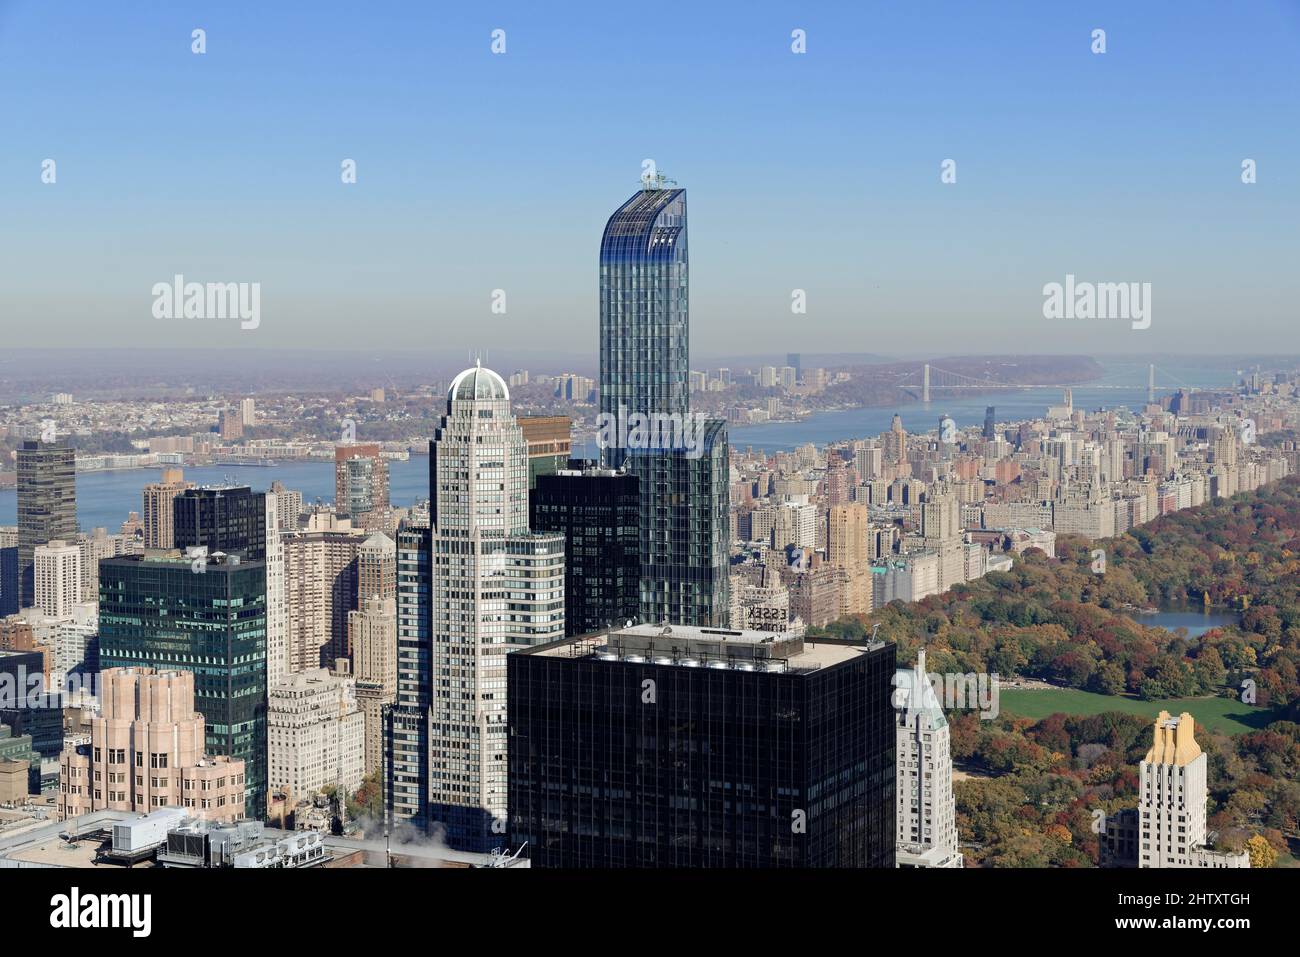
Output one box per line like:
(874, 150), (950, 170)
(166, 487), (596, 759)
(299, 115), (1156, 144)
(0, 1), (1295, 914)
(3, 0), (1298, 356)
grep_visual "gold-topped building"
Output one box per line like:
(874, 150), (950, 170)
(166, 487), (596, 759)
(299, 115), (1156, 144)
(1137, 711), (1248, 868)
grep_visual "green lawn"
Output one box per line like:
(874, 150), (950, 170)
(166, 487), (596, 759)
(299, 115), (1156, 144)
(998, 687), (1275, 736)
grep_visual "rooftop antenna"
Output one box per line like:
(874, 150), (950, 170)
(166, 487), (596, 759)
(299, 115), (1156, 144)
(642, 171), (678, 191)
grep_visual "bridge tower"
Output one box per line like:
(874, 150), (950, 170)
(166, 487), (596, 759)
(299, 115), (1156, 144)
(923, 363), (930, 403)
(1147, 364), (1155, 404)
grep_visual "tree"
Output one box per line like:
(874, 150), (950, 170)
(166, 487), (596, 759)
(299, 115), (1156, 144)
(1246, 833), (1277, 869)
(1093, 661), (1126, 696)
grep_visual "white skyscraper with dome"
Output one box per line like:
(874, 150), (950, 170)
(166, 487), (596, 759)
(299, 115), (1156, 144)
(422, 363), (566, 850)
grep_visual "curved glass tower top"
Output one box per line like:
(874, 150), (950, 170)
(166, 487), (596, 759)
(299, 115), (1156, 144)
(599, 188), (688, 266)
(599, 188), (690, 442)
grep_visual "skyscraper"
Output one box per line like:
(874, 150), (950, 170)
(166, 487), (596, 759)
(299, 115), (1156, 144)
(0, 543), (17, 617)
(0, 649), (62, 789)
(982, 406), (996, 442)
(517, 416), (572, 490)
(17, 440), (77, 608)
(263, 489), (289, 689)
(530, 466), (639, 637)
(387, 521), (431, 825)
(356, 531), (396, 605)
(98, 551), (268, 819)
(282, 528), (362, 671)
(142, 467), (193, 549)
(32, 540), (81, 619)
(418, 363), (565, 850)
(1137, 711), (1249, 868)
(508, 624), (896, 867)
(270, 481), (303, 532)
(335, 444), (390, 529)
(894, 649), (962, 868)
(598, 183), (730, 627)
(350, 595), (397, 779)
(882, 415), (907, 467)
(173, 485), (267, 561)
(266, 667), (364, 808)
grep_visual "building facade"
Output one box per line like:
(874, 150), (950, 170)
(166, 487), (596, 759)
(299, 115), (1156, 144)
(142, 468), (193, 549)
(1137, 711), (1249, 869)
(282, 529), (362, 671)
(172, 485), (267, 562)
(530, 467), (639, 637)
(0, 648), (62, 790)
(58, 668), (245, 823)
(98, 551), (268, 819)
(411, 364), (565, 850)
(267, 667), (364, 807)
(17, 440), (77, 608)
(508, 624), (895, 867)
(598, 185), (729, 627)
(894, 649), (962, 868)
(33, 539), (82, 619)
(387, 523), (431, 824)
(350, 595), (397, 778)
(334, 444), (390, 529)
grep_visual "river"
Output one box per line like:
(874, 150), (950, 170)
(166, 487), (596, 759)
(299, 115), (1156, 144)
(0, 458), (432, 534)
(0, 361), (1243, 531)
(728, 358), (1239, 452)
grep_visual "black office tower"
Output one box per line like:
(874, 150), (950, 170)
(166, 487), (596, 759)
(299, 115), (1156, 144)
(0, 649), (63, 790)
(508, 625), (895, 867)
(530, 468), (639, 637)
(982, 406), (996, 441)
(16, 440), (77, 607)
(98, 551), (268, 818)
(173, 485), (267, 561)
(387, 522), (431, 827)
(0, 545), (18, 617)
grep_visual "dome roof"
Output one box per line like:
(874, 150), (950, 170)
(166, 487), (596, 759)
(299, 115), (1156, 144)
(448, 362), (509, 402)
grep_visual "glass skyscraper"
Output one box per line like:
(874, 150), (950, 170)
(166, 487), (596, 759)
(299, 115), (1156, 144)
(16, 440), (77, 608)
(172, 485), (267, 561)
(508, 625), (896, 867)
(98, 552), (268, 819)
(530, 467), (640, 637)
(599, 185), (730, 627)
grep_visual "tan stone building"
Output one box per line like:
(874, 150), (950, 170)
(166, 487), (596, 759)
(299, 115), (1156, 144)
(141, 467), (193, 549)
(283, 529), (364, 670)
(58, 668), (244, 823)
(350, 596), (397, 777)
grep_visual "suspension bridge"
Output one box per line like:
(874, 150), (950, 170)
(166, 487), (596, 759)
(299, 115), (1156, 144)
(890, 363), (1206, 403)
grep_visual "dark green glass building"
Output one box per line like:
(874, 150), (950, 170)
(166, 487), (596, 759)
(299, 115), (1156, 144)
(98, 551), (267, 818)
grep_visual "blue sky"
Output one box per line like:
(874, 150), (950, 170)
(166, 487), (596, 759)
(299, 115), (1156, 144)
(1, 0), (1298, 360)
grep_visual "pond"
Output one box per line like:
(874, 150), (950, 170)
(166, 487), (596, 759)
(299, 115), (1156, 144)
(1130, 603), (1240, 639)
